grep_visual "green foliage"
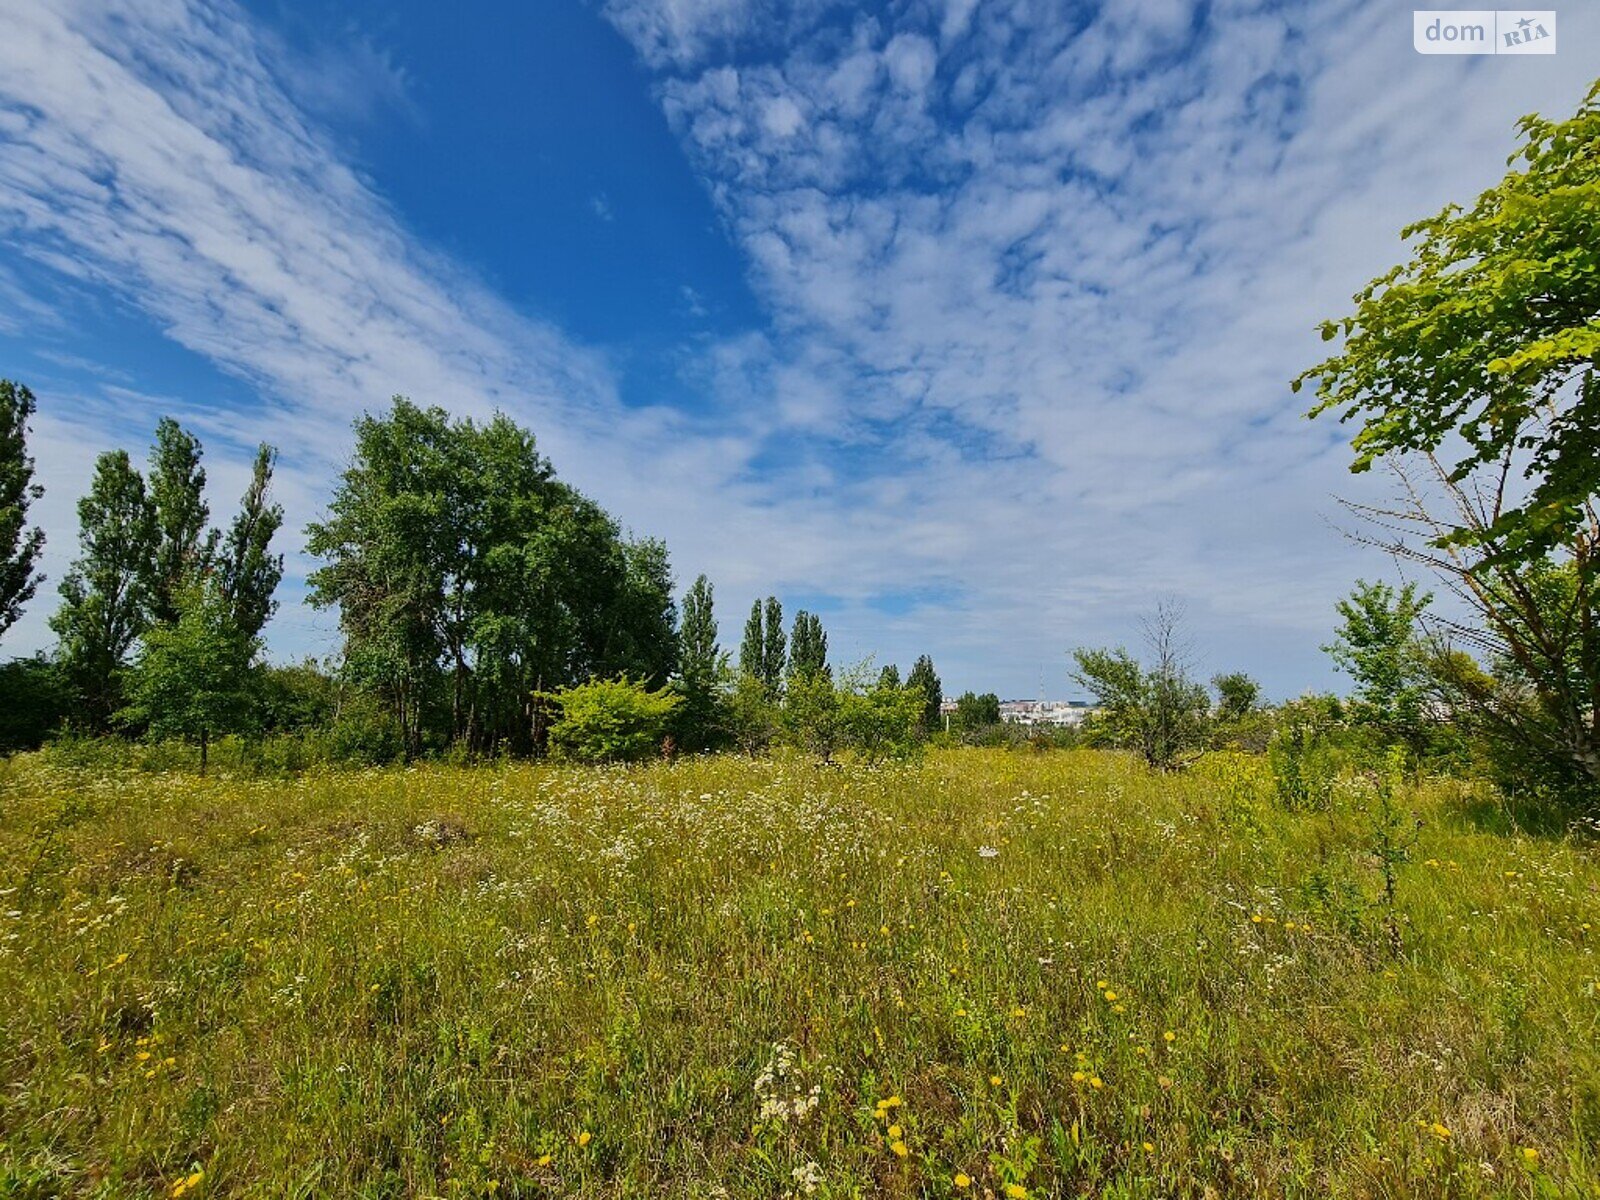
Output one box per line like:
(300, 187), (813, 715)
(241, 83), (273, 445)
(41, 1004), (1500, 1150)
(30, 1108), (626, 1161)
(906, 654), (942, 735)
(778, 668), (844, 761)
(1071, 606), (1211, 771)
(216, 445), (284, 641)
(544, 676), (682, 764)
(0, 656), (71, 752)
(727, 670), (778, 756)
(674, 574), (727, 751)
(119, 580), (259, 772)
(787, 609), (828, 680)
(255, 660), (339, 733)
(1211, 672), (1260, 723)
(50, 449), (157, 728)
(1268, 720), (1338, 812)
(1297, 80), (1600, 569)
(762, 596), (787, 691)
(877, 662), (900, 688)
(837, 673), (924, 762)
(953, 690), (1001, 732)
(0, 379), (45, 641)
(1325, 580), (1434, 752)
(307, 399), (677, 757)
(146, 418), (215, 627)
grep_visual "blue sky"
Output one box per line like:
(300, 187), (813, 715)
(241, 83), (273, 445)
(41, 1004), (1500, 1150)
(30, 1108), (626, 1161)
(0, 0), (1594, 698)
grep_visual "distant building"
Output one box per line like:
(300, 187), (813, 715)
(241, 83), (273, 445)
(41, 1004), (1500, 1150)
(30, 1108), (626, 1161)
(997, 699), (1098, 727)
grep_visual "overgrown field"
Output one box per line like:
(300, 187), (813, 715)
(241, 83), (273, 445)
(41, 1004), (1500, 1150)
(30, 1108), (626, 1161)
(1, 750), (1597, 1198)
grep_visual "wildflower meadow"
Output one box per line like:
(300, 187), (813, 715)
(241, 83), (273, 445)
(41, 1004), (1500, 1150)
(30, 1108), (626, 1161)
(2, 749), (1596, 1197)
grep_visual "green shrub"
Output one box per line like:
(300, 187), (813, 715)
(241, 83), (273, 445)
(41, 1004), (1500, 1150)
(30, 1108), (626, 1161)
(545, 676), (682, 763)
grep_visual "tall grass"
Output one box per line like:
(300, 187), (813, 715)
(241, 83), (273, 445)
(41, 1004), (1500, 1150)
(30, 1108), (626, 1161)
(1, 749), (1596, 1197)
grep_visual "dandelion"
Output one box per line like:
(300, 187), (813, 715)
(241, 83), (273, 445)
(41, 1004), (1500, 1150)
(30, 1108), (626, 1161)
(1142, 1141), (1154, 1152)
(890, 1140), (909, 1158)
(1163, 1030), (1175, 1043)
(954, 1172), (971, 1188)
(989, 1074), (1003, 1087)
(887, 1124), (902, 1139)
(1521, 1147), (1539, 1164)
(1089, 1076), (1104, 1089)
(1430, 1123), (1450, 1140)
(577, 1131), (592, 1147)
(1005, 1185), (1028, 1199)
(1103, 990), (1117, 1002)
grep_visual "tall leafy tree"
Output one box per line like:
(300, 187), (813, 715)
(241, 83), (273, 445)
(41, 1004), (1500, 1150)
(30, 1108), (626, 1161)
(121, 578), (256, 773)
(1296, 81), (1600, 572)
(50, 450), (156, 727)
(309, 398), (680, 757)
(761, 596), (786, 691)
(146, 418), (215, 626)
(739, 600), (764, 681)
(906, 654), (942, 735)
(0, 380), (45, 640)
(788, 609), (828, 680)
(676, 574), (725, 750)
(218, 445), (285, 641)
(877, 662), (901, 688)
(308, 399), (456, 758)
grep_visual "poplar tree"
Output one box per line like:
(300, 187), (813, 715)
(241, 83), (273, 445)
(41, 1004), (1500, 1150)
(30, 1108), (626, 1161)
(0, 380), (45, 640)
(146, 418), (214, 626)
(907, 654), (942, 735)
(788, 609), (828, 680)
(51, 450), (156, 726)
(761, 596), (786, 691)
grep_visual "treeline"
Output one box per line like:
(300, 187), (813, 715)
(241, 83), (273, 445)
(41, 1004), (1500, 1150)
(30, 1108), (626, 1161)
(0, 390), (950, 767)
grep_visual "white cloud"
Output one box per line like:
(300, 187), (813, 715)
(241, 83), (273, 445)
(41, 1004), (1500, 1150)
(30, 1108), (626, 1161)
(602, 0), (1600, 694)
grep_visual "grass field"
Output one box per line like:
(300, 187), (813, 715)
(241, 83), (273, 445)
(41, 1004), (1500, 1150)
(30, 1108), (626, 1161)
(1, 749), (1597, 1198)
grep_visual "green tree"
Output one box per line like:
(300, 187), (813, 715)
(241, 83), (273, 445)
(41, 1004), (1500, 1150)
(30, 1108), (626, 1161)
(877, 662), (901, 688)
(309, 398), (678, 757)
(1298, 83), (1600, 797)
(120, 578), (257, 773)
(728, 669), (778, 756)
(51, 450), (157, 727)
(1296, 81), (1600, 572)
(739, 600), (764, 682)
(544, 676), (681, 763)
(1212, 672), (1261, 723)
(1071, 603), (1211, 771)
(146, 418), (215, 626)
(218, 445), (284, 641)
(788, 609), (828, 680)
(0, 380), (45, 641)
(762, 596), (786, 692)
(1324, 581), (1434, 753)
(838, 673), (924, 763)
(780, 668), (843, 762)
(906, 654), (942, 735)
(675, 574), (727, 751)
(953, 690), (1001, 730)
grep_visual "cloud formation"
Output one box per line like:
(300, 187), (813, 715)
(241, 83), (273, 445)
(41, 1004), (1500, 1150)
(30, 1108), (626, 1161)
(1, 0), (1597, 696)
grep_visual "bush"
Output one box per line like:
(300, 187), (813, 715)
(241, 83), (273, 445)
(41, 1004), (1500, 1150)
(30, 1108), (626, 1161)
(838, 677), (924, 762)
(0, 657), (72, 752)
(545, 676), (681, 764)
